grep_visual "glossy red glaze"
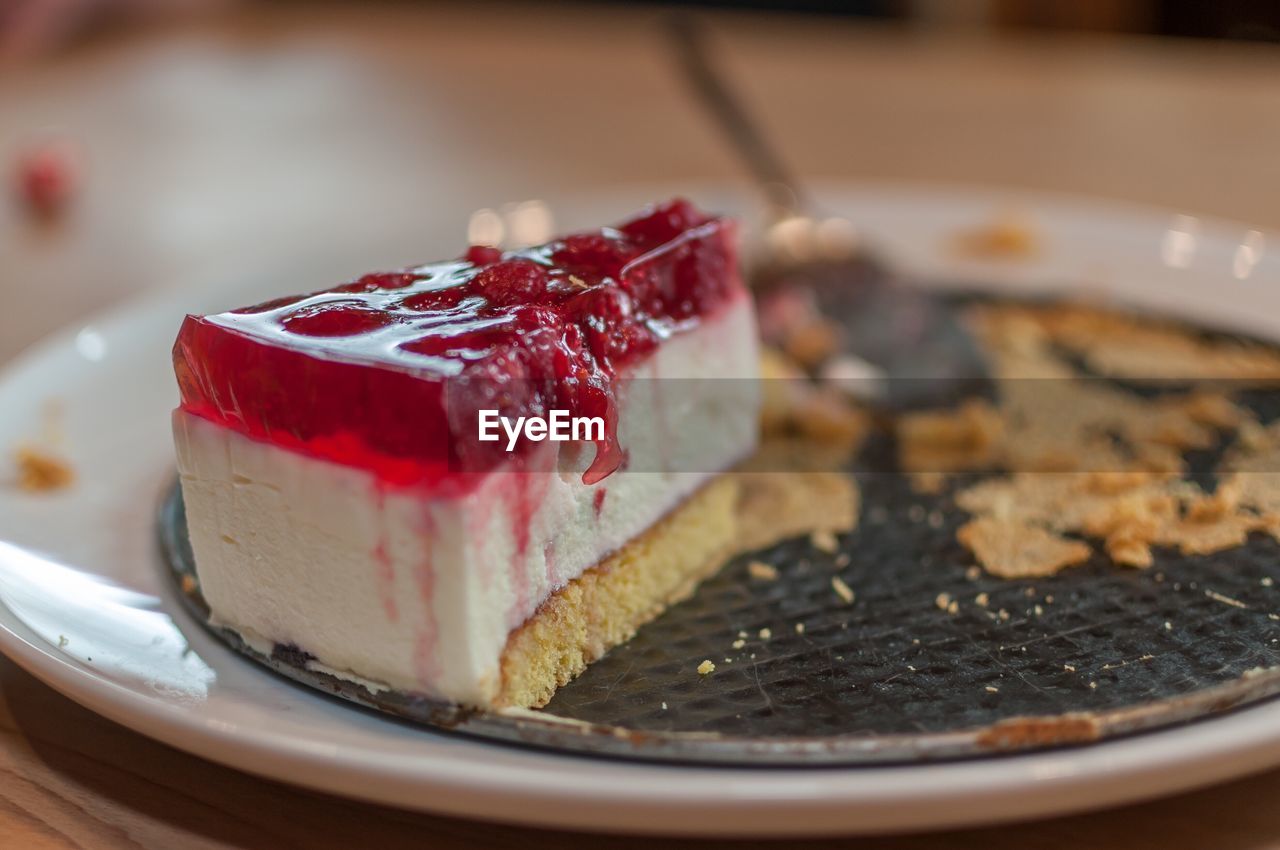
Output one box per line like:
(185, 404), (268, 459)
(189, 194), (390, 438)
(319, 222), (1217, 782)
(173, 199), (742, 491)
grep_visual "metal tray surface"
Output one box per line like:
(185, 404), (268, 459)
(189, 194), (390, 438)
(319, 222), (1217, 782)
(159, 468), (1280, 766)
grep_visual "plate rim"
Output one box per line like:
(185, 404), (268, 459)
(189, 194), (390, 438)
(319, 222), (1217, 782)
(8, 608), (1280, 836)
(4, 181), (1280, 835)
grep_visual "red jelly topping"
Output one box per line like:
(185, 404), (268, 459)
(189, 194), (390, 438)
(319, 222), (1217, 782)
(173, 199), (743, 492)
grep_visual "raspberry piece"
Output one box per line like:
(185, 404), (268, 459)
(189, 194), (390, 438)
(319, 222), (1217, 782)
(281, 301), (397, 337)
(473, 260), (549, 305)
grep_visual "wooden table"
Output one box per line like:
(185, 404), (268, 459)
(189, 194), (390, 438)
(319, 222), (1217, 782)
(4, 4), (1280, 846)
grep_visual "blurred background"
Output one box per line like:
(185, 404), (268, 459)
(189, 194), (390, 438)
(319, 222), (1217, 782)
(2, 0), (1279, 364)
(6, 0), (1280, 56)
(661, 0), (1280, 39)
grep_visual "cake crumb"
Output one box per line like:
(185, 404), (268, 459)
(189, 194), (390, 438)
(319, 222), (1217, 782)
(180, 574), (198, 595)
(957, 516), (1091, 579)
(661, 701), (668, 710)
(1165, 621), (1173, 630)
(794, 622), (805, 634)
(831, 576), (855, 604)
(1263, 577), (1275, 587)
(834, 553), (851, 568)
(758, 628), (772, 640)
(735, 462), (860, 554)
(985, 685), (999, 693)
(965, 566), (982, 581)
(780, 316), (842, 372)
(1206, 589), (1248, 610)
(810, 529), (839, 554)
(1064, 664), (1076, 672)
(731, 638), (746, 650)
(975, 592), (990, 608)
(13, 446), (74, 492)
(747, 560), (779, 581)
(951, 213), (1039, 260)
(1089, 681), (1098, 690)
(910, 470), (947, 495)
(935, 592), (953, 612)
(898, 398), (1004, 474)
(697, 660), (716, 675)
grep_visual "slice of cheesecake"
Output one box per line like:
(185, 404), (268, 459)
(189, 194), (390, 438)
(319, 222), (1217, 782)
(172, 199), (760, 708)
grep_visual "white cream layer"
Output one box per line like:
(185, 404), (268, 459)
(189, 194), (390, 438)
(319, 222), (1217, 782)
(173, 293), (759, 706)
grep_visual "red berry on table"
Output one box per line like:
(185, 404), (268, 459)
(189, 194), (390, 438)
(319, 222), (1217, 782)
(15, 141), (79, 219)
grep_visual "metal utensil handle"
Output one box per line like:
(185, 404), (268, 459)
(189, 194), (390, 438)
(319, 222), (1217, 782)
(666, 15), (805, 217)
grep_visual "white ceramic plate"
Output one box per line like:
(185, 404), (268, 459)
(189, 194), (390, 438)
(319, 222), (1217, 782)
(2, 184), (1279, 837)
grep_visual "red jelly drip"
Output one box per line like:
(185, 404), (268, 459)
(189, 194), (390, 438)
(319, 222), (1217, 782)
(412, 509), (440, 682)
(508, 469), (548, 625)
(544, 540), (557, 586)
(173, 199), (742, 491)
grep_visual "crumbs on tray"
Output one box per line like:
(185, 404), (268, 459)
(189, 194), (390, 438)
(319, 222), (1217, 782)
(890, 303), (1280, 579)
(810, 529), (839, 554)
